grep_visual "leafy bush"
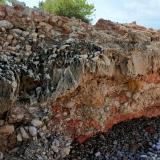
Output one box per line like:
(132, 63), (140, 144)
(39, 0), (95, 23)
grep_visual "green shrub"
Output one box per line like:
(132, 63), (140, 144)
(39, 0), (95, 23)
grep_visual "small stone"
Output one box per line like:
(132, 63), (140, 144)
(24, 126), (29, 131)
(60, 45), (70, 50)
(11, 28), (23, 35)
(20, 127), (29, 139)
(3, 42), (9, 47)
(0, 152), (3, 160)
(17, 133), (23, 142)
(66, 38), (75, 44)
(61, 147), (70, 157)
(113, 140), (118, 145)
(0, 20), (13, 29)
(95, 152), (101, 157)
(41, 125), (47, 132)
(25, 52), (32, 56)
(0, 125), (14, 136)
(140, 155), (148, 158)
(52, 54), (57, 58)
(31, 119), (43, 127)
(30, 32), (38, 39)
(39, 34), (45, 38)
(0, 120), (4, 126)
(22, 31), (29, 37)
(26, 45), (32, 52)
(12, 39), (17, 45)
(7, 34), (14, 41)
(15, 45), (21, 50)
(126, 92), (132, 98)
(51, 139), (60, 153)
(9, 107), (24, 123)
(28, 126), (37, 137)
(154, 140), (160, 150)
(133, 93), (140, 100)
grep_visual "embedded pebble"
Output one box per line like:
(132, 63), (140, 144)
(31, 119), (43, 127)
(28, 126), (37, 137)
(0, 125), (14, 135)
(0, 120), (4, 126)
(51, 139), (60, 153)
(0, 152), (3, 160)
(17, 133), (23, 142)
(0, 20), (13, 29)
(20, 127), (29, 139)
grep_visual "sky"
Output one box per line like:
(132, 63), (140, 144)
(20, 0), (160, 29)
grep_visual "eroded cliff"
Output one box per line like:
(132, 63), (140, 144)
(1, 3), (160, 159)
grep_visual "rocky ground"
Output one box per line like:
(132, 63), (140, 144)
(1, 116), (160, 160)
(1, 3), (160, 160)
(65, 116), (160, 160)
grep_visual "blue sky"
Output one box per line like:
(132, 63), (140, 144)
(20, 0), (160, 29)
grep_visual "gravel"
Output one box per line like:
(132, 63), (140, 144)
(0, 20), (13, 29)
(2, 116), (160, 159)
(4, 132), (72, 160)
(65, 116), (160, 160)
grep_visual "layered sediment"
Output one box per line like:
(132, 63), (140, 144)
(1, 4), (160, 158)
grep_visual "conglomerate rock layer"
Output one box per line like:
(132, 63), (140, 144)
(1, 3), (160, 154)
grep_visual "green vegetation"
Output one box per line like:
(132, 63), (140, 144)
(0, 0), (6, 5)
(0, 0), (12, 5)
(39, 0), (95, 23)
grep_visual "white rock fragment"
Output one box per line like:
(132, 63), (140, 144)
(61, 147), (71, 158)
(31, 119), (43, 127)
(95, 152), (101, 157)
(17, 133), (23, 142)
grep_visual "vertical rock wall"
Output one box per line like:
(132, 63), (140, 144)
(0, 4), (160, 157)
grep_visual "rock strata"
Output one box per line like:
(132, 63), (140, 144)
(0, 4), (160, 159)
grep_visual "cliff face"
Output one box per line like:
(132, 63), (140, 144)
(1, 4), (160, 156)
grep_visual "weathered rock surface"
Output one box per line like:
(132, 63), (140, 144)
(0, 4), (160, 158)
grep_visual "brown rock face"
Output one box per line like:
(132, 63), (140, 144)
(1, 4), (160, 152)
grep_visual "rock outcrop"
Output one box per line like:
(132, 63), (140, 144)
(1, 4), (160, 158)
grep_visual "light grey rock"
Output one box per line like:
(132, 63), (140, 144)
(95, 152), (101, 157)
(0, 152), (3, 160)
(11, 28), (23, 35)
(61, 147), (71, 158)
(17, 133), (23, 142)
(20, 127), (29, 139)
(0, 120), (4, 126)
(51, 139), (60, 153)
(0, 20), (13, 29)
(28, 126), (37, 137)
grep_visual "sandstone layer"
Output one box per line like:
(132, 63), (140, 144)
(1, 3), (160, 154)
